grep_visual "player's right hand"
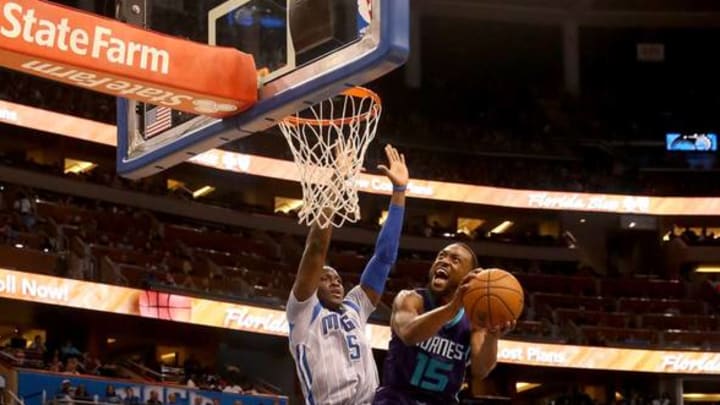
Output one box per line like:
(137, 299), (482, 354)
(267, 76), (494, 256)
(448, 272), (476, 313)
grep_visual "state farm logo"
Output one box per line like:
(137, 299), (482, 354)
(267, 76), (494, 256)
(193, 99), (238, 114)
(21, 60), (241, 116)
(0, 0), (253, 118)
(1, 1), (170, 74)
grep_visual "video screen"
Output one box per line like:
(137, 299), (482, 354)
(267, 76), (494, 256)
(666, 133), (717, 152)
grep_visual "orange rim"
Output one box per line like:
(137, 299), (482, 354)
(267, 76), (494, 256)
(282, 87), (382, 127)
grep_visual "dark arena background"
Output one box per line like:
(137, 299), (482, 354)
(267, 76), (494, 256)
(3, 0), (720, 404)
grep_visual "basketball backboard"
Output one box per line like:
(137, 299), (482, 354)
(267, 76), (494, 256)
(116, 0), (409, 179)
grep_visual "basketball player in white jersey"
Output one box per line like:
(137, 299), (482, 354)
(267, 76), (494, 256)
(287, 144), (408, 405)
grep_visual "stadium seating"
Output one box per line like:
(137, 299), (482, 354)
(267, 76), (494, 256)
(2, 182), (720, 352)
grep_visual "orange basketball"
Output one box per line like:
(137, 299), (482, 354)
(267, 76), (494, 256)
(462, 268), (524, 328)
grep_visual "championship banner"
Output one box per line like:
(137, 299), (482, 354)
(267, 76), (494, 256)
(0, 0), (256, 117)
(2, 267), (720, 374)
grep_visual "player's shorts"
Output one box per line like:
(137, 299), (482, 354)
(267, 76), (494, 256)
(372, 386), (458, 405)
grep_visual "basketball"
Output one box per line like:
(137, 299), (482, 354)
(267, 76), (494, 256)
(462, 268), (524, 329)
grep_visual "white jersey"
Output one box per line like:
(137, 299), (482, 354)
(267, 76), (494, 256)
(287, 286), (378, 405)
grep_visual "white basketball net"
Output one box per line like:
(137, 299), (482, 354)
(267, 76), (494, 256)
(278, 87), (382, 229)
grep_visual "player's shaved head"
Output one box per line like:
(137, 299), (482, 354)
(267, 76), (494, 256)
(317, 266), (344, 310)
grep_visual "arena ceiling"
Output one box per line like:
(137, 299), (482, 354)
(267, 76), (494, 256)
(421, 0), (720, 27)
(440, 0), (720, 12)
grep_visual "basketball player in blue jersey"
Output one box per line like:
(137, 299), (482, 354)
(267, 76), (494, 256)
(287, 144), (408, 405)
(373, 244), (515, 404)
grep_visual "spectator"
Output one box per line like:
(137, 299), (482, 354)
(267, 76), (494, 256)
(183, 355), (201, 379)
(13, 191), (36, 231)
(146, 390), (163, 405)
(82, 352), (101, 375)
(166, 393), (178, 405)
(28, 335), (46, 354)
(123, 387), (140, 405)
(60, 340), (81, 360)
(64, 357), (80, 375)
(55, 380), (74, 403)
(74, 385), (91, 402)
(105, 385), (122, 404)
(48, 350), (63, 372)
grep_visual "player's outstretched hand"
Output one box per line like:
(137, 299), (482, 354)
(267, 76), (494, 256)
(377, 144), (409, 188)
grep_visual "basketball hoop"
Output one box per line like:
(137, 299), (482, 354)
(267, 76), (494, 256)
(278, 87), (382, 228)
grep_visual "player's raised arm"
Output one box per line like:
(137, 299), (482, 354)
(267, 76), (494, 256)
(291, 217), (333, 302)
(359, 144), (408, 305)
(391, 280), (469, 345)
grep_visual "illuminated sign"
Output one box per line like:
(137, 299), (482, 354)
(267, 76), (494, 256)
(6, 100), (720, 216)
(3, 266), (720, 374)
(666, 133), (717, 152)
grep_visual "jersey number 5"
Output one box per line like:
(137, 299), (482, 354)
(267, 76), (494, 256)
(410, 352), (452, 392)
(346, 335), (360, 360)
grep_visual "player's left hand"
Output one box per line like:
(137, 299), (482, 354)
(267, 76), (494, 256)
(485, 320), (516, 337)
(377, 144), (409, 188)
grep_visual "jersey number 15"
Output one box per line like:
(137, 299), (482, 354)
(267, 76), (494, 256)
(410, 352), (452, 392)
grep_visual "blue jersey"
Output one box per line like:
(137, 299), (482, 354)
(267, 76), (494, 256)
(376, 289), (472, 404)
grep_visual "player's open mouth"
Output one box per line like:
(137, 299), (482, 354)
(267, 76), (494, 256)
(434, 268), (450, 280)
(431, 267), (450, 288)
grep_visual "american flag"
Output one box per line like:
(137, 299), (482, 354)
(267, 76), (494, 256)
(145, 106), (172, 138)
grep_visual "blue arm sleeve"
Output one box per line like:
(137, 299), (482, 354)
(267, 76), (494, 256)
(360, 203), (405, 295)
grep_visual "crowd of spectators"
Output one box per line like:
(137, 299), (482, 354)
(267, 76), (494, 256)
(0, 150), (567, 247)
(3, 62), (720, 196)
(0, 70), (115, 124)
(2, 176), (720, 353)
(0, 330), (271, 401)
(1, 334), (104, 378)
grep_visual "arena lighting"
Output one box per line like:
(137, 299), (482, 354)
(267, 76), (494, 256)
(13, 243), (23, 249)
(580, 218), (586, 223)
(160, 352), (176, 361)
(166, 179), (185, 191)
(684, 393), (720, 402)
(106, 338), (116, 344)
(378, 210), (388, 226)
(274, 197), (303, 214)
(63, 158), (97, 174)
(457, 217), (485, 237)
(629, 221), (637, 228)
(695, 266), (720, 273)
(515, 382), (541, 393)
(191, 186), (215, 199)
(491, 220), (514, 234)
